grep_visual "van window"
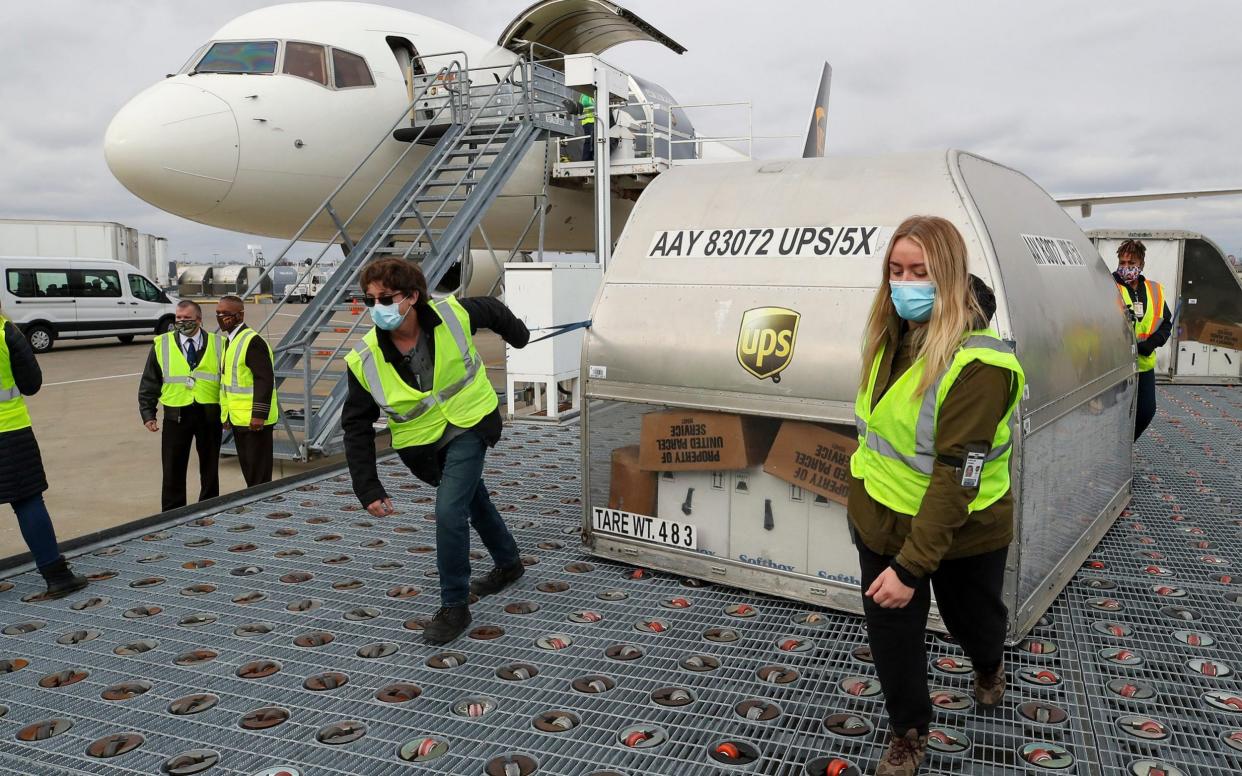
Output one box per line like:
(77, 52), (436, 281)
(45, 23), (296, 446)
(72, 269), (122, 298)
(129, 274), (162, 302)
(283, 42), (328, 86)
(6, 268), (72, 298)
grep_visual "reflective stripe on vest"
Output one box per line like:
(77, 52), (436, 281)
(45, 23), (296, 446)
(220, 328), (279, 424)
(155, 332), (220, 406)
(344, 297), (496, 448)
(0, 315), (33, 432)
(579, 93), (595, 125)
(851, 329), (1025, 514)
(222, 329), (256, 395)
(1119, 280), (1164, 372)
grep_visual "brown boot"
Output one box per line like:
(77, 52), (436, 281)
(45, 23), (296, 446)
(875, 728), (927, 776)
(974, 662), (1006, 708)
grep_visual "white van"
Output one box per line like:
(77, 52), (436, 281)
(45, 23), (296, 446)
(0, 256), (177, 352)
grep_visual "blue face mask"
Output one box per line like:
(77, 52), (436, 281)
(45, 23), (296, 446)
(370, 299), (410, 330)
(890, 280), (936, 323)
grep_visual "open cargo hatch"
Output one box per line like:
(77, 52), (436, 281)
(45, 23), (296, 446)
(498, 0), (687, 57)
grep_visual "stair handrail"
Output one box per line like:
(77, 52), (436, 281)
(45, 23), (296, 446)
(398, 58), (534, 264)
(287, 62), (545, 392)
(239, 52), (472, 319)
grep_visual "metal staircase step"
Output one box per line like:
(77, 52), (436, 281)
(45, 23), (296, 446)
(413, 194), (470, 203)
(275, 367), (347, 380)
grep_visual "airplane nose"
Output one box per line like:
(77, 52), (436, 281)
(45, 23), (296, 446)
(105, 81), (239, 218)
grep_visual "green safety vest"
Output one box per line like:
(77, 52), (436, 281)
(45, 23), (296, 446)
(0, 314), (32, 433)
(344, 296), (497, 449)
(154, 331), (221, 407)
(220, 327), (279, 426)
(579, 92), (595, 126)
(850, 328), (1026, 516)
(1118, 279), (1165, 373)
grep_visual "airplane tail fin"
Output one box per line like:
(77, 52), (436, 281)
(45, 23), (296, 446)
(802, 62), (832, 158)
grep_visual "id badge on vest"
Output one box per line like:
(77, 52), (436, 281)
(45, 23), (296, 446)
(960, 443), (988, 489)
(1131, 301), (1144, 320)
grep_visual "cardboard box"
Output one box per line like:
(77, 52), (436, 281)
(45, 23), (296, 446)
(639, 410), (778, 472)
(608, 446), (657, 516)
(762, 421), (858, 506)
(1191, 321), (1242, 351)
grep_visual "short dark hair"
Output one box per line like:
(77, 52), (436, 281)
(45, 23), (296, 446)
(360, 259), (428, 305)
(176, 299), (202, 317)
(1117, 239), (1146, 261)
(218, 295), (244, 307)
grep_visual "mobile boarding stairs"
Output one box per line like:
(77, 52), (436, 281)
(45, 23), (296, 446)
(225, 55), (577, 461)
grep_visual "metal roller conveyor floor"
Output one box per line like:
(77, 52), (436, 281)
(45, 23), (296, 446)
(1, 385), (1240, 776)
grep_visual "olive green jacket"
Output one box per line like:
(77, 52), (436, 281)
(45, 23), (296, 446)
(847, 325), (1015, 583)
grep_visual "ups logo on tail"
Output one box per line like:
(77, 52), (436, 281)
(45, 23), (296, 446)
(737, 307), (800, 383)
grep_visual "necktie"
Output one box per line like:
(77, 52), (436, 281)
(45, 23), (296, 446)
(185, 339), (198, 369)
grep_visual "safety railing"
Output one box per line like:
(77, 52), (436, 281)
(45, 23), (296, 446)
(228, 53), (575, 458)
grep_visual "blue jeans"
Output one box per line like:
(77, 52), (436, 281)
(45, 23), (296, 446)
(9, 494), (62, 569)
(435, 432), (521, 606)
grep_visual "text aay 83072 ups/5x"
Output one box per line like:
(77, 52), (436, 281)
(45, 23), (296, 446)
(647, 226), (890, 259)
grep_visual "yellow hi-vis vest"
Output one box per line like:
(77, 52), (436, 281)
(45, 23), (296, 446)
(220, 327), (279, 426)
(850, 329), (1026, 516)
(579, 92), (595, 125)
(154, 331), (221, 407)
(1118, 279), (1165, 373)
(344, 296), (497, 449)
(0, 314), (33, 433)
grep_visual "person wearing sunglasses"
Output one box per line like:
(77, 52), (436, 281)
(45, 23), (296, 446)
(342, 258), (531, 645)
(215, 295), (278, 486)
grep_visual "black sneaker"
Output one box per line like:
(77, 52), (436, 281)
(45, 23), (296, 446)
(423, 605), (471, 645)
(469, 562), (526, 597)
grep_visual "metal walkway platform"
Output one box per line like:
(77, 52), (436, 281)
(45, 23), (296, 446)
(1, 385), (1240, 776)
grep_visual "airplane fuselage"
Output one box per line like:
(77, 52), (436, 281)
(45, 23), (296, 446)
(105, 3), (636, 252)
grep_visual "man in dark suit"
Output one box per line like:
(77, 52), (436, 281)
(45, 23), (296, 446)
(138, 300), (223, 511)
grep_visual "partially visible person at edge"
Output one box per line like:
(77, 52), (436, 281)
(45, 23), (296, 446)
(0, 307), (88, 598)
(1113, 239), (1171, 441)
(848, 215), (1026, 776)
(215, 295), (278, 486)
(578, 90), (596, 162)
(341, 258), (531, 645)
(138, 300), (223, 511)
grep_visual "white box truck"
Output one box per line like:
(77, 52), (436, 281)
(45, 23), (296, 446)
(0, 219), (169, 284)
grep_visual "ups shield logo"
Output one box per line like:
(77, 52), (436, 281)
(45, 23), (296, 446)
(737, 307), (800, 382)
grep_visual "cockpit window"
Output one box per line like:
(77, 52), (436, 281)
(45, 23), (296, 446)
(283, 42), (328, 86)
(196, 41), (278, 74)
(332, 49), (374, 88)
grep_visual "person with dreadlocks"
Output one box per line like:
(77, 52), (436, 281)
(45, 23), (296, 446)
(1113, 239), (1172, 440)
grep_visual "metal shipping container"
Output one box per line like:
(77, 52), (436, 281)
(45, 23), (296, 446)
(581, 150), (1137, 642)
(1089, 229), (1242, 384)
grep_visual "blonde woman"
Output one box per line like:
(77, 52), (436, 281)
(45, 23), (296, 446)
(849, 216), (1025, 776)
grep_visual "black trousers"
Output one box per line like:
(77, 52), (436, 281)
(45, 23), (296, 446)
(232, 425), (273, 487)
(1135, 368), (1157, 441)
(857, 539), (1008, 736)
(581, 121), (595, 162)
(160, 403), (222, 512)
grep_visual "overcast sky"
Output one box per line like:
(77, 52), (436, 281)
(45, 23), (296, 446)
(1, 0), (1240, 264)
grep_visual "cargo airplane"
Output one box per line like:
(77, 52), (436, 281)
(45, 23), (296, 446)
(104, 0), (765, 292)
(106, 0), (1240, 293)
